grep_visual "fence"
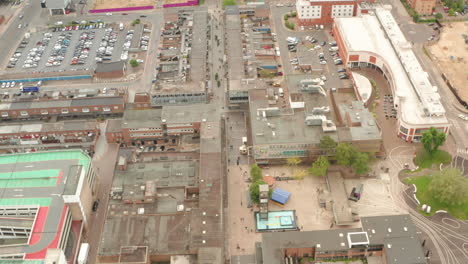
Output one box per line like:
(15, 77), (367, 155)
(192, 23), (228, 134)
(89, 6), (154, 13)
(163, 0), (198, 8)
(0, 75), (92, 84)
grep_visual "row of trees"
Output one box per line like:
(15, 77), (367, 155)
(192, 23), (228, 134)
(308, 136), (370, 177)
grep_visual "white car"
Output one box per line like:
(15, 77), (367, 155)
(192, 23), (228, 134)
(1, 83), (6, 88)
(458, 114), (468, 121)
(106, 13), (113, 16)
(11, 81), (16, 87)
(320, 60), (327, 65)
(276, 4), (284, 7)
(5, 82), (10, 88)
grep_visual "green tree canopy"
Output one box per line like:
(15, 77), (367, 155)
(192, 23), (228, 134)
(421, 127), (446, 155)
(309, 156), (330, 177)
(319, 136), (337, 156)
(250, 180), (266, 203)
(336, 143), (356, 167)
(336, 143), (370, 174)
(129, 59), (139, 67)
(429, 168), (468, 206)
(435, 13), (443, 20)
(286, 157), (302, 167)
(250, 164), (263, 182)
(352, 152), (370, 174)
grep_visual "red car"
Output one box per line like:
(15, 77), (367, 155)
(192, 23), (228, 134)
(122, 13), (128, 15)
(277, 72), (284, 76)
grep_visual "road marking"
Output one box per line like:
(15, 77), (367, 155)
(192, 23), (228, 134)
(13, 189), (23, 192)
(13, 195), (24, 197)
(24, 165), (34, 168)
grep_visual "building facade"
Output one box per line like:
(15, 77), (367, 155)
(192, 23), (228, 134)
(407, 0), (435, 15)
(0, 120), (99, 153)
(296, 0), (367, 26)
(0, 150), (98, 263)
(332, 6), (449, 143)
(0, 96), (124, 121)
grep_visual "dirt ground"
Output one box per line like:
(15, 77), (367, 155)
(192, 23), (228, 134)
(93, 0), (155, 9)
(429, 22), (468, 100)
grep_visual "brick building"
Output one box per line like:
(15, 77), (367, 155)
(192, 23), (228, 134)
(296, 0), (372, 26)
(0, 96), (124, 121)
(407, 0), (435, 15)
(0, 120), (99, 153)
(106, 104), (218, 146)
(95, 61), (126, 79)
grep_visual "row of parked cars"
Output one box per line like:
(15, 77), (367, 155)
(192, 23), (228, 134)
(96, 28), (118, 63)
(71, 31), (95, 65)
(53, 21), (106, 32)
(121, 30), (134, 60)
(1, 81), (17, 88)
(21, 33), (53, 69)
(45, 32), (72, 67)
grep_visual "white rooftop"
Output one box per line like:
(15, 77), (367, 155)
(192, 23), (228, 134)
(335, 6), (448, 127)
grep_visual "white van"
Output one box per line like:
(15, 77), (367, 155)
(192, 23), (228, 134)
(119, 23), (124, 31)
(278, 88), (284, 97)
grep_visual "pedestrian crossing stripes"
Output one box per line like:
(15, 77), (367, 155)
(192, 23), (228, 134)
(456, 148), (468, 156)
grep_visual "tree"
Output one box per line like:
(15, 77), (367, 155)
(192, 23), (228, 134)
(250, 180), (267, 203)
(448, 8), (455, 16)
(286, 157), (301, 167)
(250, 164), (263, 182)
(259, 69), (275, 78)
(309, 156), (330, 177)
(421, 127), (446, 155)
(352, 152), (370, 174)
(336, 143), (356, 167)
(129, 59), (139, 67)
(215, 73), (219, 80)
(292, 169), (307, 180)
(429, 168), (468, 206)
(336, 143), (370, 175)
(435, 13), (443, 20)
(319, 136), (337, 156)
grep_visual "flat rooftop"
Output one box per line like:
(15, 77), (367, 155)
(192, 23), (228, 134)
(339, 101), (381, 141)
(335, 6), (448, 126)
(122, 109), (163, 129)
(100, 160), (199, 257)
(0, 120), (97, 135)
(249, 85), (337, 146)
(260, 214), (426, 264)
(0, 97), (124, 111)
(0, 150), (90, 256)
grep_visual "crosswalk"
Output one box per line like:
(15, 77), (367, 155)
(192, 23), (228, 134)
(456, 148), (468, 157)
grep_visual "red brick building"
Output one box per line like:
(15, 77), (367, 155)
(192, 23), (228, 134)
(407, 0), (435, 15)
(0, 96), (124, 121)
(296, 0), (374, 26)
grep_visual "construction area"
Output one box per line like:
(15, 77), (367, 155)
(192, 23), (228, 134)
(92, 0), (156, 9)
(429, 22), (468, 102)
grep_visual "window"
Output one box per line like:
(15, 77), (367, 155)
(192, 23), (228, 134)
(94, 107), (99, 110)
(41, 110), (48, 115)
(61, 109), (69, 114)
(82, 108), (90, 113)
(103, 107), (111, 112)
(114, 106), (119, 110)
(20, 111), (28, 116)
(73, 108), (78, 112)
(1, 112), (8, 117)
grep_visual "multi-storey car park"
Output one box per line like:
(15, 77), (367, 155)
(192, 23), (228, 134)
(0, 150), (97, 263)
(332, 6), (449, 142)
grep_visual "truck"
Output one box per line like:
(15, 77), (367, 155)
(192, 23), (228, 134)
(348, 184), (363, 202)
(278, 88), (284, 97)
(239, 137), (248, 155)
(20, 86), (39, 93)
(77, 243), (90, 264)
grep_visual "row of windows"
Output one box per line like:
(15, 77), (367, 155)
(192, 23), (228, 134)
(129, 128), (162, 131)
(1, 106), (119, 117)
(130, 133), (163, 137)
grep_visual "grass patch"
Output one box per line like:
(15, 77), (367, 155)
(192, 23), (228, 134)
(405, 175), (468, 219)
(222, 0), (236, 7)
(422, 46), (432, 60)
(414, 150), (451, 169)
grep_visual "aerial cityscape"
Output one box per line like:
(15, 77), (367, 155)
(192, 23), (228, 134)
(0, 0), (466, 263)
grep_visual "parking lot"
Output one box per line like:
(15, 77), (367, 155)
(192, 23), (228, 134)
(4, 20), (150, 74)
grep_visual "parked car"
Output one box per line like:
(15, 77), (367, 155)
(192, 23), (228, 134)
(337, 68), (346, 73)
(92, 199), (100, 212)
(458, 114), (468, 121)
(339, 73), (349, 79)
(320, 41), (326, 46)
